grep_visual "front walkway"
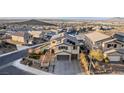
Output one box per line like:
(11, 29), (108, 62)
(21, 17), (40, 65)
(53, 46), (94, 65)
(53, 60), (83, 75)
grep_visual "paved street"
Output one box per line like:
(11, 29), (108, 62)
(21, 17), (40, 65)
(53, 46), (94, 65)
(0, 42), (51, 75)
(13, 59), (52, 75)
(0, 66), (33, 75)
(0, 49), (28, 66)
(0, 59), (33, 75)
(0, 58), (53, 75)
(0, 41), (83, 75)
(0, 42), (49, 66)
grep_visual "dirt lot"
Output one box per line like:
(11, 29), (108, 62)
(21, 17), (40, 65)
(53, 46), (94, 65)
(0, 41), (17, 54)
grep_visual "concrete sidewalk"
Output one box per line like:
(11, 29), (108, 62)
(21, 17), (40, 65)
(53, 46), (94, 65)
(12, 59), (53, 75)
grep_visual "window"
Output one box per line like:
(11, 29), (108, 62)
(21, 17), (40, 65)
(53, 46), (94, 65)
(30, 35), (33, 38)
(96, 42), (100, 46)
(67, 39), (75, 45)
(73, 46), (77, 50)
(107, 44), (112, 48)
(114, 44), (117, 48)
(52, 41), (55, 43)
(59, 46), (68, 50)
(107, 44), (117, 48)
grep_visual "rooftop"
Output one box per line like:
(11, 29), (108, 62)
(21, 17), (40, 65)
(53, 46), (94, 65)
(51, 32), (79, 45)
(12, 31), (28, 37)
(104, 48), (124, 54)
(75, 34), (85, 40)
(103, 38), (117, 44)
(51, 32), (76, 40)
(115, 32), (124, 36)
(85, 31), (111, 43)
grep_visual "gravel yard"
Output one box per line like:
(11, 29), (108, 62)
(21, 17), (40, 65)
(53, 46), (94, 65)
(110, 63), (124, 74)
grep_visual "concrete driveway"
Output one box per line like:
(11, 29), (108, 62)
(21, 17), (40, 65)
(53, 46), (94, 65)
(53, 60), (82, 75)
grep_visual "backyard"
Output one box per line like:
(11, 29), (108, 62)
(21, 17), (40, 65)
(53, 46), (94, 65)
(79, 49), (113, 75)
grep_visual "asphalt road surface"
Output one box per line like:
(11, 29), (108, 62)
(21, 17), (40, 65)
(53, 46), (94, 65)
(0, 42), (49, 66)
(0, 49), (28, 66)
(0, 66), (33, 75)
(0, 42), (49, 75)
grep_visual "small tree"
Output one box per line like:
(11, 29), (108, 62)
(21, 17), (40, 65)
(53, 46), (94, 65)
(104, 56), (110, 63)
(80, 53), (89, 74)
(90, 49), (104, 62)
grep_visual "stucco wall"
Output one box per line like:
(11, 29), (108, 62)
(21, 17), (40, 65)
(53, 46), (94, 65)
(29, 31), (42, 38)
(53, 44), (79, 55)
(103, 41), (123, 51)
(12, 36), (25, 43)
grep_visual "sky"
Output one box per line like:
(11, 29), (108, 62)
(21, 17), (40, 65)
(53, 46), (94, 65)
(0, 17), (112, 20)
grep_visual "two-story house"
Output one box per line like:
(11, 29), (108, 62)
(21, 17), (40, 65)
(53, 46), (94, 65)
(84, 31), (112, 50)
(50, 33), (79, 61)
(84, 31), (124, 62)
(104, 32), (124, 62)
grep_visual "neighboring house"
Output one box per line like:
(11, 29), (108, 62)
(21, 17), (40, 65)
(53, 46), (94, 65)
(66, 27), (77, 35)
(104, 48), (124, 62)
(58, 28), (67, 34)
(84, 31), (124, 62)
(11, 31), (33, 45)
(0, 30), (6, 35)
(44, 31), (56, 40)
(75, 34), (85, 45)
(113, 32), (124, 42)
(84, 31), (112, 49)
(28, 31), (45, 38)
(50, 32), (79, 61)
(102, 38), (124, 51)
(0, 30), (6, 40)
(103, 32), (124, 62)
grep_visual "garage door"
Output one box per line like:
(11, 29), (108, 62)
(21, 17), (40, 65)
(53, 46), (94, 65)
(122, 56), (124, 60)
(108, 56), (120, 62)
(57, 55), (69, 61)
(71, 54), (78, 60)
